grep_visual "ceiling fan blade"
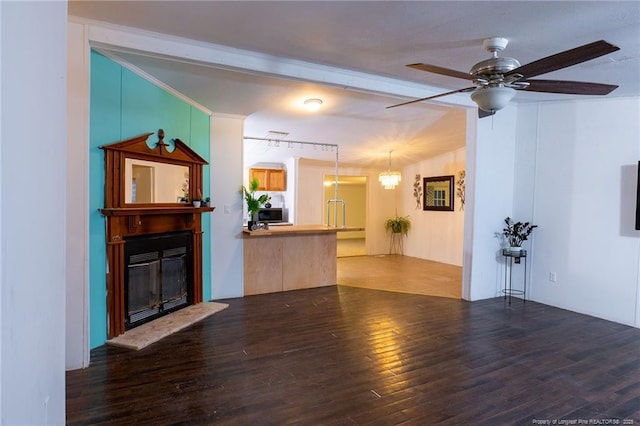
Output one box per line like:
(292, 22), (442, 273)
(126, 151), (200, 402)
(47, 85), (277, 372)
(506, 40), (620, 79)
(478, 109), (496, 119)
(386, 87), (475, 109)
(407, 63), (472, 81)
(522, 79), (618, 95)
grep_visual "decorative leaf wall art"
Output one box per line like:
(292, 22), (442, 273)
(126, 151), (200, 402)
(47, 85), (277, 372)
(456, 170), (465, 210)
(413, 174), (423, 209)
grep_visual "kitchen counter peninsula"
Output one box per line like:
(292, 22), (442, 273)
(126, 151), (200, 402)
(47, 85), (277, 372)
(243, 225), (363, 295)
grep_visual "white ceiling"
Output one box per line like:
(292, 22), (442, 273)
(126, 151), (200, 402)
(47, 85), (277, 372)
(69, 1), (640, 168)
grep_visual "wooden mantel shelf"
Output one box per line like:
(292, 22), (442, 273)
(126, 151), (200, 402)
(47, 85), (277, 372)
(99, 206), (216, 244)
(100, 206), (215, 216)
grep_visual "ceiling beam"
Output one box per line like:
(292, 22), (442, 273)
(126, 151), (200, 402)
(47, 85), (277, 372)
(70, 16), (476, 109)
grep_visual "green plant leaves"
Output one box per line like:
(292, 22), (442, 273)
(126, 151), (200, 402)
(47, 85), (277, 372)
(503, 216), (538, 246)
(385, 215), (411, 235)
(242, 177), (268, 215)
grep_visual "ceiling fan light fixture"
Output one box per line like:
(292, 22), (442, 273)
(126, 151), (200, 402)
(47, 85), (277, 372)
(471, 86), (516, 112)
(303, 98), (323, 111)
(379, 151), (401, 189)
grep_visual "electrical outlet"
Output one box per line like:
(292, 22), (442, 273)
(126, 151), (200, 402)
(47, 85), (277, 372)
(549, 272), (557, 282)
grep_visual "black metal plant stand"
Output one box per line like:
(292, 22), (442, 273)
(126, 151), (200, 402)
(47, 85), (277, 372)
(502, 248), (527, 304)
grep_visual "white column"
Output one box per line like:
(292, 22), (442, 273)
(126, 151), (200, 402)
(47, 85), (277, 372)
(210, 114), (246, 299)
(66, 21), (91, 370)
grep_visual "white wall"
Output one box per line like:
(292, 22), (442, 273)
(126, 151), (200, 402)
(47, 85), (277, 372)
(1, 2), (67, 424)
(365, 170), (399, 256)
(464, 98), (640, 328)
(465, 106), (519, 301)
(296, 160), (329, 225)
(283, 156), (296, 221)
(403, 147), (465, 266)
(211, 114), (246, 299)
(520, 99), (640, 327)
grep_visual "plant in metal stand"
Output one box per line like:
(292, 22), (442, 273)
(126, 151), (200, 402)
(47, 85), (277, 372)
(241, 177), (268, 229)
(385, 213), (411, 255)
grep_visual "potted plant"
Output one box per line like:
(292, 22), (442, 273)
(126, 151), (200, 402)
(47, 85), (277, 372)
(241, 177), (269, 229)
(385, 215), (411, 235)
(202, 196), (211, 207)
(192, 189), (202, 208)
(502, 217), (537, 252)
(385, 214), (411, 255)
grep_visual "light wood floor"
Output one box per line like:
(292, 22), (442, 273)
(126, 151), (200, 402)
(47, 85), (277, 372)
(337, 254), (462, 299)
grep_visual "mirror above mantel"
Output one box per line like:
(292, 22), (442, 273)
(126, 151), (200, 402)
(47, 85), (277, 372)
(100, 129), (208, 208)
(125, 158), (189, 204)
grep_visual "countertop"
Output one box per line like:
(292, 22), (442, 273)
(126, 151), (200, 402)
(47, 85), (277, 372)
(243, 224), (364, 237)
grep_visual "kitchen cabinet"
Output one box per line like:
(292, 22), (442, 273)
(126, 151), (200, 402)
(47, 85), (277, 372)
(249, 168), (286, 191)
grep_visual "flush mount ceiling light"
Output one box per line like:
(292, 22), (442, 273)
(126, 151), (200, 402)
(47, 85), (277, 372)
(303, 98), (323, 111)
(379, 150), (401, 190)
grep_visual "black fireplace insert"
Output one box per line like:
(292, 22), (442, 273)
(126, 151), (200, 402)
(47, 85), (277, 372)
(124, 231), (193, 330)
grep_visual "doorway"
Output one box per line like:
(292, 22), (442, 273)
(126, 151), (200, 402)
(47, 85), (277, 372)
(323, 175), (366, 257)
(131, 164), (154, 203)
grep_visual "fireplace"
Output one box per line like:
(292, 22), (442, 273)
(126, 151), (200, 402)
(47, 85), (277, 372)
(100, 130), (214, 338)
(125, 232), (193, 329)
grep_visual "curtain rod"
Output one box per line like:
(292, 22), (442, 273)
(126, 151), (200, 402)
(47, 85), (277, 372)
(244, 136), (338, 149)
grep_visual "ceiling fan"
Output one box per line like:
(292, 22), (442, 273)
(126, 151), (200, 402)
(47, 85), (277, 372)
(388, 38), (620, 117)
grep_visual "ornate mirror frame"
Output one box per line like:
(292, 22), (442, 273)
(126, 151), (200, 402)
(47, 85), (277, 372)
(101, 129), (207, 208)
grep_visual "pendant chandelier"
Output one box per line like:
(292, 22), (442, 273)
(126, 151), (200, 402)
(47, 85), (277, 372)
(379, 150), (401, 190)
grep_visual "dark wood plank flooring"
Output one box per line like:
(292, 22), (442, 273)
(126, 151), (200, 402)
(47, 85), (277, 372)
(66, 286), (640, 425)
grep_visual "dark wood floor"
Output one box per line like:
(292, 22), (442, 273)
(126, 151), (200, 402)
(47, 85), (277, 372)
(67, 286), (640, 425)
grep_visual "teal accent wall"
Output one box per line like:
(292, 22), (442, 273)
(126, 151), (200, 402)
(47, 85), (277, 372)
(89, 50), (211, 348)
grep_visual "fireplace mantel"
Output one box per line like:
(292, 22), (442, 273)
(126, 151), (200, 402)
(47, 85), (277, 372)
(101, 206), (215, 216)
(100, 206), (215, 237)
(100, 130), (214, 338)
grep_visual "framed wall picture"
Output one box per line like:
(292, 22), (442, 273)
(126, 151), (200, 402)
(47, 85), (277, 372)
(423, 175), (454, 211)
